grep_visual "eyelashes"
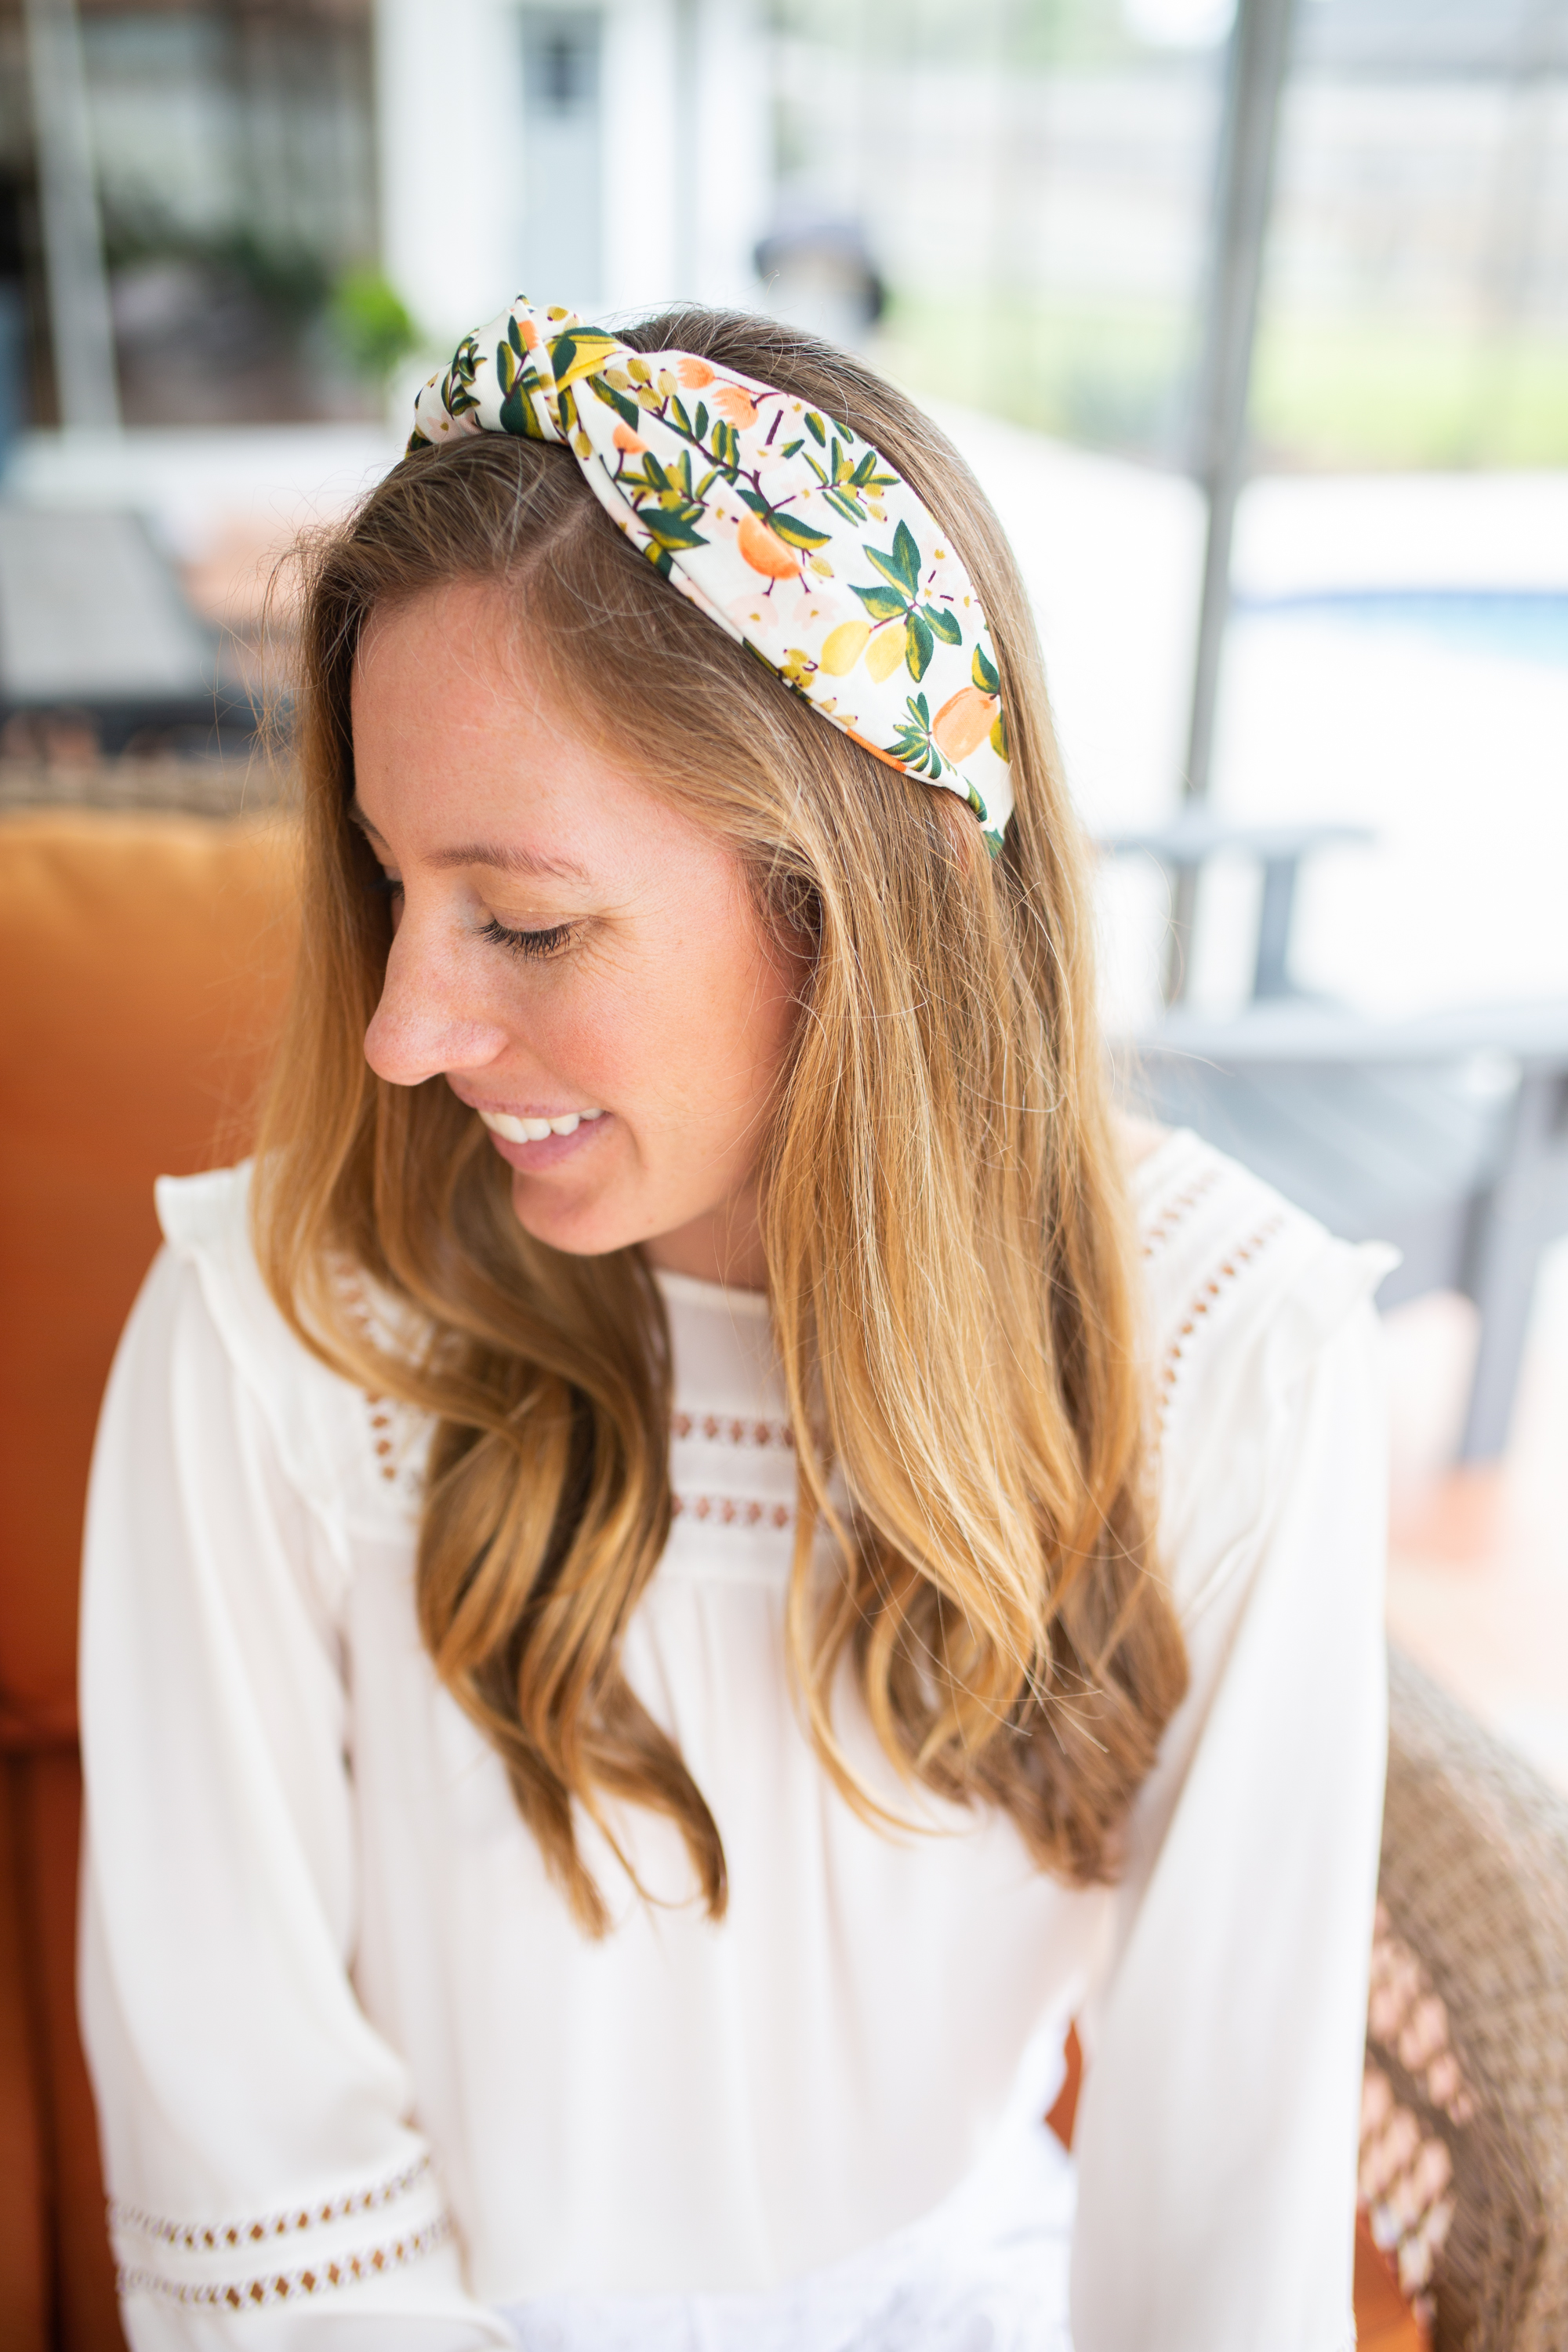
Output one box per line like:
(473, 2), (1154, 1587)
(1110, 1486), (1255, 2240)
(365, 873), (573, 964)
(479, 917), (575, 962)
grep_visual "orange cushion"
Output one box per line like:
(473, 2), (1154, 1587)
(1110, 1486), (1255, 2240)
(0, 808), (297, 1724)
(0, 1758), (48, 2352)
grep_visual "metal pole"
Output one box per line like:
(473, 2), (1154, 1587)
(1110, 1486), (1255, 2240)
(1166, 0), (1295, 1000)
(24, 0), (119, 430)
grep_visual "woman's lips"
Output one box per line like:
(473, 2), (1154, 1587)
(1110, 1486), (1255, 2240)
(474, 1105), (609, 1174)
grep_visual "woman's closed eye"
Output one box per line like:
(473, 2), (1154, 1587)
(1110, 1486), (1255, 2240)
(365, 865), (572, 960)
(481, 916), (575, 961)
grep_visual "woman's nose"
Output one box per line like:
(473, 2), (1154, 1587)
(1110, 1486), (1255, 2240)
(363, 912), (512, 1087)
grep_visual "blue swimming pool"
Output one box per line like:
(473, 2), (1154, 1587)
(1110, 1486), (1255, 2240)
(1236, 586), (1568, 667)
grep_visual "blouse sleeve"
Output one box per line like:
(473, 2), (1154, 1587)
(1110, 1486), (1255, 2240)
(78, 1243), (514, 2352)
(1069, 1291), (1388, 2352)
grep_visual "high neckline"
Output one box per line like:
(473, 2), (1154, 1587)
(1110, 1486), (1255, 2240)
(652, 1265), (773, 1322)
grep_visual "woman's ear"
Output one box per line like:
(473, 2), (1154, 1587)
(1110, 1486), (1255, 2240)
(765, 867), (824, 974)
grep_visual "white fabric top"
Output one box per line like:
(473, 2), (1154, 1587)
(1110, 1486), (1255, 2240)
(79, 1129), (1392, 2352)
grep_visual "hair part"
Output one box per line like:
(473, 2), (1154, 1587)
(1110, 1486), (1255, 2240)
(254, 305), (1187, 1932)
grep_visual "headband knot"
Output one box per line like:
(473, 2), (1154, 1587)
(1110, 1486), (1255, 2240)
(410, 298), (1013, 851)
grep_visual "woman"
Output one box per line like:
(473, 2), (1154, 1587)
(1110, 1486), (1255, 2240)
(80, 301), (1389, 2351)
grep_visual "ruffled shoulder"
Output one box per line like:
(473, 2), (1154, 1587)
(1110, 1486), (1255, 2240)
(1132, 1128), (1397, 1621)
(154, 1162), (429, 1539)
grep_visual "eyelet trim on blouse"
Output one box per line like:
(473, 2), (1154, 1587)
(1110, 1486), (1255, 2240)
(1140, 1161), (1223, 1261)
(1156, 1214), (1287, 1426)
(110, 2152), (451, 2311)
(116, 2214), (453, 2309)
(672, 1492), (795, 1530)
(109, 2153), (434, 2253)
(673, 1410), (796, 1450)
(362, 1390), (411, 1487)
(331, 1272), (431, 1501)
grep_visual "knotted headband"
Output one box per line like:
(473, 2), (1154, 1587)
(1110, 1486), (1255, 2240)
(408, 297), (1014, 851)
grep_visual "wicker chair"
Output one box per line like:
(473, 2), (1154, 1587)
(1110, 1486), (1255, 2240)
(1365, 1651), (1568, 2350)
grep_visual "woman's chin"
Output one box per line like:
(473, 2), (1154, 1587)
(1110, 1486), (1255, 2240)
(507, 1168), (637, 1261)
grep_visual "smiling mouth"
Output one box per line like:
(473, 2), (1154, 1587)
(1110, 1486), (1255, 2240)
(477, 1107), (604, 1144)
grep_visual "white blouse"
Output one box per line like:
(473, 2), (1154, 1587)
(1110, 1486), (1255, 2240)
(80, 1129), (1392, 2352)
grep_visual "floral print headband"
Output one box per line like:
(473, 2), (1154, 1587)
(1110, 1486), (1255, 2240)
(408, 297), (1014, 852)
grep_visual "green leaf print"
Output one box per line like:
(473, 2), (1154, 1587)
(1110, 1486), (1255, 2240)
(496, 339), (543, 439)
(441, 333), (481, 419)
(637, 503), (709, 553)
(804, 412), (827, 446)
(923, 604), (964, 645)
(589, 376), (641, 430)
(851, 584), (910, 622)
(971, 643), (1001, 695)
(905, 608), (935, 681)
(865, 520), (922, 597)
(767, 510), (833, 551)
(888, 692), (948, 780)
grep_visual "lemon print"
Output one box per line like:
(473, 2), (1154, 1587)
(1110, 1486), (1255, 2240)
(820, 620), (871, 675)
(866, 624), (908, 684)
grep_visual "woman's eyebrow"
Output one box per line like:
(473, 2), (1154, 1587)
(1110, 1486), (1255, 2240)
(347, 799), (590, 883)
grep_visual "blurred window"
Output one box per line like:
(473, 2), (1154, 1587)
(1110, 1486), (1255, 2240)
(1259, 0), (1568, 468)
(770, 0), (1229, 462)
(520, 8), (604, 313)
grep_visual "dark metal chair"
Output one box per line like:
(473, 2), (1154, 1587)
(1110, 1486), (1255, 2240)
(1104, 819), (1568, 1459)
(0, 506), (255, 757)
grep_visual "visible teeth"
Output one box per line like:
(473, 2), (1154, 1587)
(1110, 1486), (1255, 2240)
(478, 1108), (604, 1144)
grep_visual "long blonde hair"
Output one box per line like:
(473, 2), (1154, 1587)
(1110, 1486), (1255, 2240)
(255, 306), (1187, 1933)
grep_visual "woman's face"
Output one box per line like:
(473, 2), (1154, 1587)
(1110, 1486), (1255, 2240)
(351, 580), (803, 1287)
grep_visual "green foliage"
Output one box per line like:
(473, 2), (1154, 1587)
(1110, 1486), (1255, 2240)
(880, 281), (1568, 471)
(103, 203), (331, 321)
(331, 269), (420, 383)
(1250, 314), (1568, 471)
(879, 287), (1188, 459)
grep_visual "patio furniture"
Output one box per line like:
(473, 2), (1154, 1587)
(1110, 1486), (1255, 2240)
(0, 507), (254, 757)
(0, 802), (296, 2350)
(1099, 811), (1374, 1002)
(1365, 1650), (1568, 2351)
(1103, 819), (1568, 1458)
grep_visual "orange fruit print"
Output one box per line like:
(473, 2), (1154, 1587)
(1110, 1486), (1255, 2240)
(737, 511), (800, 580)
(933, 687), (1000, 763)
